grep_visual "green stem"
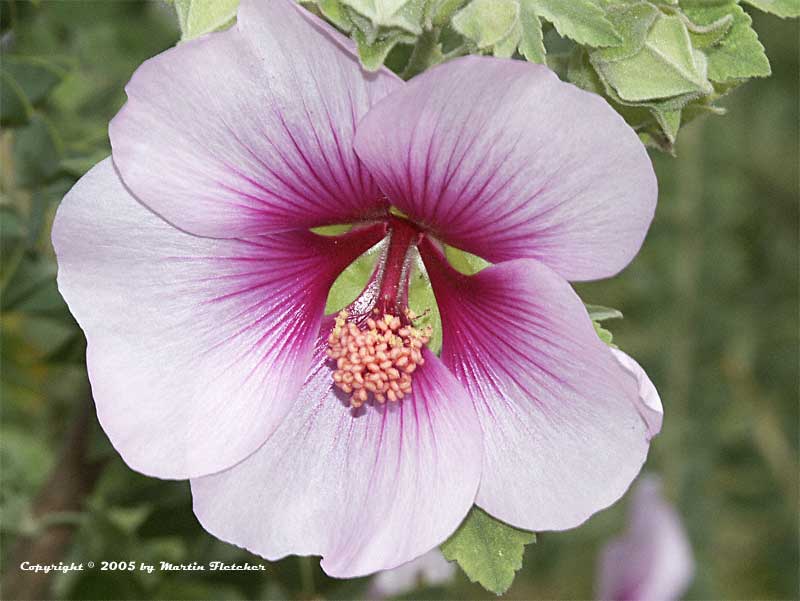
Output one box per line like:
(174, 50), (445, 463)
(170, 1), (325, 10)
(402, 27), (441, 80)
(298, 556), (315, 599)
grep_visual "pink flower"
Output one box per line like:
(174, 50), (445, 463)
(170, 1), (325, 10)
(52, 0), (660, 578)
(597, 476), (694, 601)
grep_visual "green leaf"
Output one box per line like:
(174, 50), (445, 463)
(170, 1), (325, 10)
(595, 2), (660, 62)
(680, 94), (726, 126)
(353, 26), (416, 70)
(441, 507), (536, 595)
(518, 1), (547, 63)
(444, 245), (491, 275)
(654, 107), (682, 144)
(318, 0), (355, 31)
(174, 0), (238, 40)
(341, 0), (423, 34)
(341, 0), (426, 70)
(0, 71), (31, 126)
(106, 505), (152, 535)
(593, 321), (616, 347)
(593, 12), (713, 101)
(683, 1), (771, 81)
(408, 252), (443, 355)
(0, 57), (66, 126)
(400, 27), (444, 77)
(1, 254), (58, 312)
(13, 114), (62, 187)
(741, 0), (800, 18)
(566, 47), (606, 94)
(571, 45), (719, 152)
(310, 224), (353, 236)
(586, 303), (623, 321)
(526, 0), (621, 47)
(493, 19), (522, 58)
(324, 239), (384, 314)
(452, 0), (519, 51)
(429, 0), (470, 27)
(323, 243), (442, 354)
(683, 12), (734, 49)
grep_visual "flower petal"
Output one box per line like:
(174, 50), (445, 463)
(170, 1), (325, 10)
(52, 159), (384, 479)
(355, 56), (656, 281)
(190, 328), (482, 578)
(420, 241), (654, 530)
(597, 475), (694, 601)
(611, 349), (663, 439)
(110, 0), (400, 239)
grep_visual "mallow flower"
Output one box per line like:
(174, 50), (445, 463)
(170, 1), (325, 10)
(597, 475), (694, 601)
(52, 0), (661, 578)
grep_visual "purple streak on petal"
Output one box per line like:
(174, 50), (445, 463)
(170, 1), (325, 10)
(190, 325), (481, 578)
(109, 0), (401, 239)
(355, 56), (657, 281)
(611, 349), (663, 440)
(52, 159), (385, 479)
(597, 475), (694, 601)
(419, 239), (654, 531)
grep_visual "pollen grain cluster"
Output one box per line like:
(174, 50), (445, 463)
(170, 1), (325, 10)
(326, 309), (431, 408)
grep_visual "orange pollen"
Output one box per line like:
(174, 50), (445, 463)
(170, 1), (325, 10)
(326, 308), (432, 408)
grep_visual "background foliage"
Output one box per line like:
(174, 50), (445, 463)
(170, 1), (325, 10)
(1, 1), (797, 599)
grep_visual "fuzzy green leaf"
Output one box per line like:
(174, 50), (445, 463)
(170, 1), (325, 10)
(353, 27), (415, 70)
(683, 1), (771, 81)
(174, 0), (238, 40)
(318, 0), (355, 31)
(441, 507), (536, 595)
(452, 0), (519, 50)
(342, 0), (423, 34)
(742, 0), (800, 18)
(569, 48), (701, 151)
(593, 12), (713, 101)
(526, 0), (621, 47)
(518, 1), (547, 63)
(493, 19), (522, 57)
(566, 47), (606, 94)
(683, 12), (734, 49)
(595, 2), (660, 62)
(653, 108), (682, 144)
(429, 0), (470, 26)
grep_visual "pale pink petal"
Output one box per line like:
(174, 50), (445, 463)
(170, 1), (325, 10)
(110, 0), (400, 239)
(420, 241), (653, 530)
(370, 549), (456, 598)
(191, 329), (482, 578)
(611, 349), (663, 439)
(597, 475), (694, 601)
(52, 159), (383, 479)
(355, 56), (656, 281)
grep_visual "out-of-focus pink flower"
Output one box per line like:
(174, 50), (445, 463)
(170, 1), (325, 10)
(597, 476), (694, 601)
(52, 0), (660, 578)
(370, 550), (456, 598)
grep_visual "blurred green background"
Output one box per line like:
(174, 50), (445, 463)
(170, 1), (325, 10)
(1, 1), (797, 599)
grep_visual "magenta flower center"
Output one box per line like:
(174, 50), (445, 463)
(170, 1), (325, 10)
(326, 216), (433, 407)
